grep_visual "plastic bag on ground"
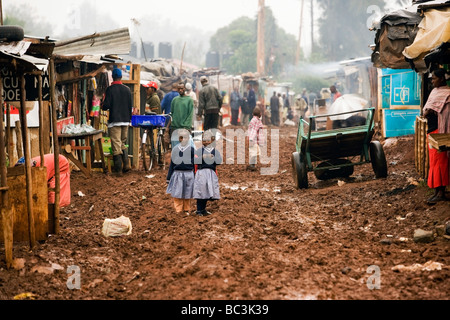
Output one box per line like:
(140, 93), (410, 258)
(102, 216), (132, 237)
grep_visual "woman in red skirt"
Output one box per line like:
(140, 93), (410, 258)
(423, 68), (450, 204)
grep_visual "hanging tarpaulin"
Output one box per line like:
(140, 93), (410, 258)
(371, 8), (423, 70)
(403, 8), (450, 71)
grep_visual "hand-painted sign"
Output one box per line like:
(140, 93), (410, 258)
(383, 109), (421, 138)
(1, 68), (50, 102)
(3, 101), (40, 128)
(381, 69), (421, 109)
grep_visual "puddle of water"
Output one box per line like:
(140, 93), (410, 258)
(221, 183), (277, 193)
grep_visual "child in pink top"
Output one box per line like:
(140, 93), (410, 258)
(247, 106), (266, 171)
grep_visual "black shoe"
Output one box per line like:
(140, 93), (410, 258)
(202, 210), (212, 216)
(426, 194), (447, 205)
(122, 150), (131, 173)
(196, 211), (204, 216)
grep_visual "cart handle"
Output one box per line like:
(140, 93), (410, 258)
(307, 107), (374, 120)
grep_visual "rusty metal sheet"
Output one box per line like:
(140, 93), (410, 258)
(53, 27), (131, 57)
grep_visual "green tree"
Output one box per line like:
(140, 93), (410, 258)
(291, 74), (331, 97)
(209, 7), (297, 77)
(316, 0), (386, 61)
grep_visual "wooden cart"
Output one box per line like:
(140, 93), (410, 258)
(292, 108), (388, 189)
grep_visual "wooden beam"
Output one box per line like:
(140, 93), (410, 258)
(38, 75), (44, 166)
(19, 73), (36, 249)
(14, 121), (23, 159)
(6, 103), (11, 167)
(49, 59), (60, 235)
(56, 65), (106, 85)
(132, 64), (141, 168)
(0, 76), (13, 268)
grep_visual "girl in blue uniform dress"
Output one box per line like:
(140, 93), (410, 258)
(193, 130), (222, 216)
(166, 129), (195, 214)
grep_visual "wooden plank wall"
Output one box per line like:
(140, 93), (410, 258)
(0, 167), (49, 242)
(415, 116), (429, 180)
(5, 102), (51, 166)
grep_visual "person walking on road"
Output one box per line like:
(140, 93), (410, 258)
(102, 67), (133, 175)
(247, 84), (257, 117)
(247, 106), (266, 172)
(170, 83), (194, 149)
(161, 83), (180, 115)
(230, 87), (242, 126)
(185, 82), (198, 128)
(270, 92), (280, 126)
(197, 76), (222, 131)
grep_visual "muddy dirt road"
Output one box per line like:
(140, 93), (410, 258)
(0, 126), (448, 301)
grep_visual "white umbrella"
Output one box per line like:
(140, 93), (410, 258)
(328, 94), (369, 121)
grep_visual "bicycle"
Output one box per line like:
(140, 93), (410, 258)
(139, 113), (171, 172)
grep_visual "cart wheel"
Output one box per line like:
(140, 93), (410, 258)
(292, 152), (308, 189)
(141, 133), (153, 172)
(314, 159), (354, 180)
(370, 141), (388, 178)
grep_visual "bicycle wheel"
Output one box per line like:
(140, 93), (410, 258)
(156, 132), (166, 169)
(141, 131), (153, 171)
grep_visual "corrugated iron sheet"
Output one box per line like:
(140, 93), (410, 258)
(0, 41), (49, 72)
(53, 27), (131, 57)
(0, 41), (31, 57)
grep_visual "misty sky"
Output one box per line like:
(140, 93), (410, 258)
(6, 0), (316, 53)
(5, 0), (406, 63)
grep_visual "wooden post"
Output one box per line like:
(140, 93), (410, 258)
(132, 64), (141, 169)
(15, 120), (23, 159)
(0, 0), (3, 26)
(5, 102), (11, 166)
(19, 73), (36, 249)
(180, 42), (186, 76)
(296, 0), (305, 66)
(38, 74), (44, 166)
(0, 77), (13, 268)
(257, 0), (265, 75)
(49, 58), (60, 234)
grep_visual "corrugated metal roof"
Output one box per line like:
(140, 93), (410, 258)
(0, 41), (31, 57)
(53, 27), (131, 57)
(0, 41), (49, 72)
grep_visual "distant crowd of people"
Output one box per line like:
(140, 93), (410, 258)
(267, 85), (342, 127)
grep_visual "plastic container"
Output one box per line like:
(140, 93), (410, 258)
(132, 115), (166, 128)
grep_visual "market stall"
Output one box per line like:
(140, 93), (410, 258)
(0, 35), (57, 268)
(371, 0), (450, 179)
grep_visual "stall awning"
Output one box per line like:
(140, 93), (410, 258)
(371, 0), (450, 72)
(0, 41), (50, 72)
(403, 8), (450, 65)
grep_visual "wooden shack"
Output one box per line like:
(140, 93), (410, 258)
(0, 35), (59, 269)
